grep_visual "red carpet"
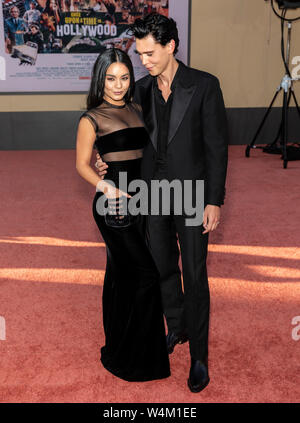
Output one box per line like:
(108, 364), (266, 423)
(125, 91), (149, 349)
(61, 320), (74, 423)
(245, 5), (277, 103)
(0, 146), (299, 402)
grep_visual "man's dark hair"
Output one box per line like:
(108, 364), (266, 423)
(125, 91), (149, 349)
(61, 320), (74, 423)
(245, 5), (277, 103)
(87, 48), (135, 110)
(130, 13), (179, 55)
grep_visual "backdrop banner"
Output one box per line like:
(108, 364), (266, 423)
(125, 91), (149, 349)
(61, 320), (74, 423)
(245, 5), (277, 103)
(0, 0), (190, 92)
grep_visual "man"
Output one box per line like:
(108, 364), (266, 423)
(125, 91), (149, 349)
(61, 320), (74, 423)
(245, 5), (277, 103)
(4, 6), (27, 53)
(96, 13), (228, 392)
(23, 1), (42, 29)
(118, 9), (129, 23)
(24, 23), (44, 53)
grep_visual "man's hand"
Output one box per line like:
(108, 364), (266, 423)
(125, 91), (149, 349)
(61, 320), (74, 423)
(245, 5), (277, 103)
(202, 205), (221, 234)
(95, 153), (108, 179)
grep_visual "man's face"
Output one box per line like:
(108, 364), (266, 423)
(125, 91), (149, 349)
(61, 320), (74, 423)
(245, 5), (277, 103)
(30, 2), (36, 9)
(128, 14), (135, 24)
(31, 26), (38, 34)
(135, 34), (173, 77)
(10, 7), (19, 18)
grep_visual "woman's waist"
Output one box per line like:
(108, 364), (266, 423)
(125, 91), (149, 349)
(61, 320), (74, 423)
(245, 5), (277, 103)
(101, 148), (144, 162)
(103, 158), (143, 185)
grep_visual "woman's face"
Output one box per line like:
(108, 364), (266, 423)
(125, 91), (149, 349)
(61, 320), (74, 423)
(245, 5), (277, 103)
(103, 61), (130, 105)
(50, 0), (57, 9)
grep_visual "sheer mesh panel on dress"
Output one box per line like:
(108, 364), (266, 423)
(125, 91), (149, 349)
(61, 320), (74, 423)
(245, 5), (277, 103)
(80, 101), (146, 162)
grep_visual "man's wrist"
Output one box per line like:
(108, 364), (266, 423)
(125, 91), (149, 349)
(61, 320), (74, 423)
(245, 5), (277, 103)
(206, 204), (220, 208)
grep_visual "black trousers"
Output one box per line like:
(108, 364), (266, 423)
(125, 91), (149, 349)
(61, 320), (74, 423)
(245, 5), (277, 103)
(146, 166), (210, 361)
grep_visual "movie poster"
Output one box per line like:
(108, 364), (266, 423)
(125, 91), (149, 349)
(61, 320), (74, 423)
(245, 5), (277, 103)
(0, 0), (190, 92)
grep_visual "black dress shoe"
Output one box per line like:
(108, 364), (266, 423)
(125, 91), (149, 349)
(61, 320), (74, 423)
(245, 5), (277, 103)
(166, 331), (188, 354)
(187, 358), (210, 393)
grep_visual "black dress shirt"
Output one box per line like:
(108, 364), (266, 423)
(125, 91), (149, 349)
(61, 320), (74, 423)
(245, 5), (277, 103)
(153, 63), (181, 177)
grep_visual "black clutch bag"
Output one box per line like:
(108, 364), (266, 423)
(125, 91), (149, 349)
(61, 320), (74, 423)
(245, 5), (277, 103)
(104, 196), (139, 228)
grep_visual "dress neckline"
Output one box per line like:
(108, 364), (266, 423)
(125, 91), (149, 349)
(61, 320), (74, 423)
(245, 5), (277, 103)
(102, 99), (126, 109)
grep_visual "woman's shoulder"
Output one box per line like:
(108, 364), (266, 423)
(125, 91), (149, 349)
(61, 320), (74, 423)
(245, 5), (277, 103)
(79, 108), (100, 132)
(80, 103), (110, 121)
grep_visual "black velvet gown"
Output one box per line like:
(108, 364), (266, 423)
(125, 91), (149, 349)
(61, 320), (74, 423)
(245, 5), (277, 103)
(80, 100), (170, 382)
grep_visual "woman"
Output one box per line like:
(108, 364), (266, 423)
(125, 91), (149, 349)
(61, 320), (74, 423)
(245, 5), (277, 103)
(76, 48), (170, 382)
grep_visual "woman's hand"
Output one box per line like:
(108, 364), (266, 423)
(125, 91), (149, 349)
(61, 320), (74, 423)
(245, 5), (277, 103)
(101, 182), (131, 200)
(94, 153), (131, 202)
(100, 183), (131, 217)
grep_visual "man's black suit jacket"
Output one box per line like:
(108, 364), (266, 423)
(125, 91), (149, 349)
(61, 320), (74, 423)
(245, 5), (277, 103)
(133, 60), (229, 207)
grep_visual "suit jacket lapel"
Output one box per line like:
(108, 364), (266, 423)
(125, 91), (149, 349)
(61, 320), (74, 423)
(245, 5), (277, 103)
(140, 61), (196, 149)
(168, 80), (197, 145)
(143, 82), (158, 151)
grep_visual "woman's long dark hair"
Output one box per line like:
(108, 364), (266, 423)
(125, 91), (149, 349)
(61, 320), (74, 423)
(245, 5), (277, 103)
(87, 48), (135, 110)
